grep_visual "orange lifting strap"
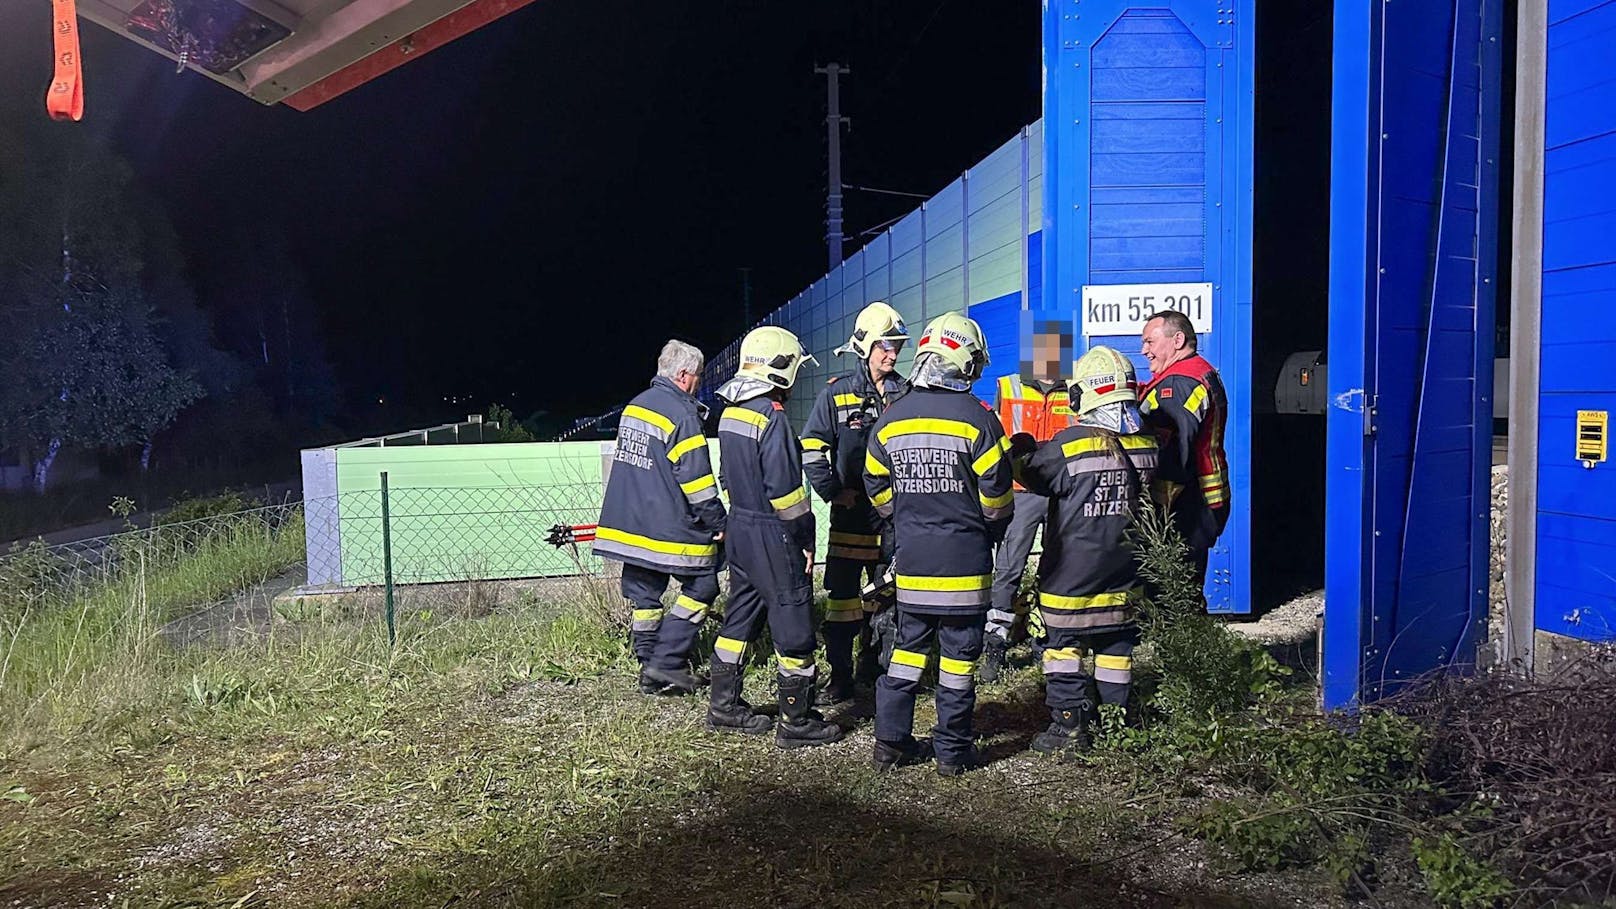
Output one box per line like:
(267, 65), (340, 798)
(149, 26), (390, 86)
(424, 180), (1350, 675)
(47, 0), (84, 121)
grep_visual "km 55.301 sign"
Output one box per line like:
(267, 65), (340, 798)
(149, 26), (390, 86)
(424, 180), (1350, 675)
(1080, 283), (1213, 337)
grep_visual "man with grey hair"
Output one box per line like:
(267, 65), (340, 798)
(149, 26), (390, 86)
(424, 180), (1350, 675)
(594, 339), (728, 695)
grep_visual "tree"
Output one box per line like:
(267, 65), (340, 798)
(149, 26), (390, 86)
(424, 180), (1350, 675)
(1, 280), (202, 490)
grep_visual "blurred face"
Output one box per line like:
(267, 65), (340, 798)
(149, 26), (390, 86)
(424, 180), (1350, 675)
(867, 339), (901, 380)
(1140, 318), (1186, 375)
(1030, 332), (1065, 381)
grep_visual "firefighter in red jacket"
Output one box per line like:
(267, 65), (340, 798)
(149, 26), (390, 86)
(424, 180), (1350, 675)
(1139, 311), (1231, 591)
(1016, 346), (1157, 753)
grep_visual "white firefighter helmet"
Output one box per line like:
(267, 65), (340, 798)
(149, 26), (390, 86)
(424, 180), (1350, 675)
(738, 325), (817, 389)
(1068, 345), (1138, 415)
(915, 312), (990, 380)
(841, 301), (910, 359)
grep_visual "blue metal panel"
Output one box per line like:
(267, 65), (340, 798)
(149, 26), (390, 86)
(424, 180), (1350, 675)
(1043, 0), (1253, 613)
(969, 292), (1024, 400)
(1534, 0), (1616, 645)
(1325, 0), (1502, 710)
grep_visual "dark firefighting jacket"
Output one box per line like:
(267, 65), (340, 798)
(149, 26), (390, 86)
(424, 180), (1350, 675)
(1140, 354), (1230, 550)
(716, 395), (816, 553)
(801, 367), (907, 562)
(863, 386), (1014, 616)
(1019, 424), (1159, 633)
(592, 377), (727, 573)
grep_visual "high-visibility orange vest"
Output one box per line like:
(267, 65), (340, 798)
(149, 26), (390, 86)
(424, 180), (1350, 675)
(996, 376), (1075, 492)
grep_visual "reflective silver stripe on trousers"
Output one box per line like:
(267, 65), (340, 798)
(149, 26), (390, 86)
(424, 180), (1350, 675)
(1041, 658), (1085, 675)
(1094, 666), (1132, 684)
(874, 502), (894, 517)
(898, 588), (989, 608)
(777, 662), (817, 678)
(718, 417), (763, 440)
(938, 670), (974, 690)
(776, 500), (811, 521)
(686, 485), (719, 504)
(632, 619), (661, 631)
(886, 661), (924, 682)
(592, 537), (718, 570)
(668, 602), (708, 622)
(981, 503), (1012, 521)
(802, 450), (829, 464)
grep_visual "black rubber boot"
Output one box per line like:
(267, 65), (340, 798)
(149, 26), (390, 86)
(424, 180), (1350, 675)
(640, 665), (698, 696)
(978, 637), (1009, 684)
(775, 675), (842, 749)
(1030, 701), (1095, 755)
(936, 745), (980, 777)
(707, 661), (773, 735)
(872, 736), (933, 771)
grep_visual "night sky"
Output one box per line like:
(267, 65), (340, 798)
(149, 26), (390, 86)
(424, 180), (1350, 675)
(0, 2), (1041, 424)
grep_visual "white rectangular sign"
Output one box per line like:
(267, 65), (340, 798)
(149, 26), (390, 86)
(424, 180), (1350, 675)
(1080, 282), (1214, 337)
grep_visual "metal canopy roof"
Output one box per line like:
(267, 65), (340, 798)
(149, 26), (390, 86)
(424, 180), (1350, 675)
(77, 0), (539, 110)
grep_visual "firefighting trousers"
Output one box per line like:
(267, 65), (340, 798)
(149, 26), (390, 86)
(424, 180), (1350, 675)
(1039, 622), (1138, 712)
(711, 509), (818, 679)
(822, 556), (883, 674)
(986, 491), (1047, 642)
(876, 608), (985, 766)
(621, 564), (719, 671)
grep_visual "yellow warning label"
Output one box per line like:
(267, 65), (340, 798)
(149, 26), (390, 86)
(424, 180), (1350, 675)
(1576, 410), (1608, 464)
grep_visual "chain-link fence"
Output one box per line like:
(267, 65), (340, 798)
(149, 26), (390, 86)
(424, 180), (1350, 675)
(0, 483), (623, 649)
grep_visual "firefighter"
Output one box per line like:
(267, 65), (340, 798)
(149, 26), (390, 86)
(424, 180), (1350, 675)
(592, 340), (726, 696)
(1016, 345), (1158, 753)
(1138, 311), (1230, 592)
(981, 325), (1076, 682)
(708, 326), (843, 748)
(802, 301), (910, 703)
(864, 312), (1013, 775)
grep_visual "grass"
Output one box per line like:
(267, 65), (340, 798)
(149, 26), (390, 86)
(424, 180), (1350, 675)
(0, 507), (1498, 908)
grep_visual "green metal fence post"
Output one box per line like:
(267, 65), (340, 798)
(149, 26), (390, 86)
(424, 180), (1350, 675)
(380, 470), (396, 647)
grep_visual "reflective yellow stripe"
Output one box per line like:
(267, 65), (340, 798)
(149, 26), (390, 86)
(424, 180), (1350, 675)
(876, 417), (981, 445)
(865, 450), (890, 477)
(890, 649), (928, 669)
(1062, 435), (1158, 458)
(971, 437), (1007, 475)
(939, 656), (974, 676)
(674, 595), (707, 613)
(632, 608), (663, 622)
(1095, 654), (1132, 671)
(801, 437), (830, 452)
(667, 434), (708, 463)
(680, 473), (717, 495)
(833, 393), (862, 408)
(594, 526), (718, 557)
(722, 406), (770, 430)
(777, 653), (814, 671)
(870, 487), (893, 507)
(715, 636), (746, 655)
(770, 487), (807, 511)
(1043, 647), (1084, 663)
(980, 488), (1014, 509)
(1184, 385), (1209, 418)
(1039, 590), (1129, 610)
(897, 574), (991, 591)
(1144, 390), (1160, 411)
(622, 404), (674, 435)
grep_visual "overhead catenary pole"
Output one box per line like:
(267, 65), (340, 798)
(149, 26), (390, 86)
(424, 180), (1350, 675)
(815, 63), (849, 271)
